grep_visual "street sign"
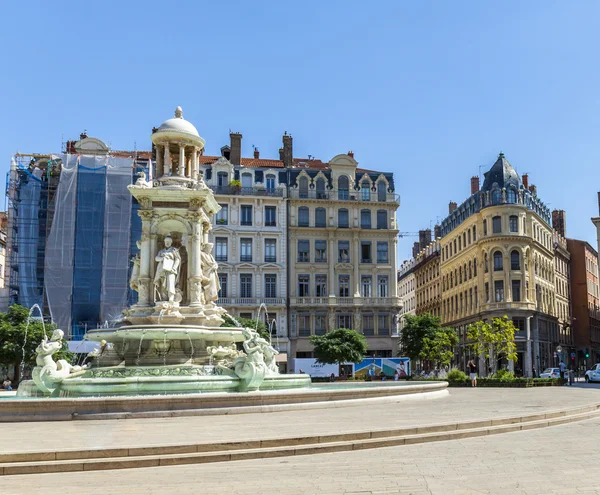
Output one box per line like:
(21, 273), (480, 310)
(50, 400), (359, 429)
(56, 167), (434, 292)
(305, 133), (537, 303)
(571, 352), (576, 359)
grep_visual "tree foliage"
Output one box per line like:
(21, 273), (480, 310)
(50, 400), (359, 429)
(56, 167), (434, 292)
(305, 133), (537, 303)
(399, 313), (453, 361)
(419, 327), (458, 369)
(466, 316), (518, 368)
(309, 328), (368, 366)
(221, 315), (271, 341)
(0, 305), (74, 381)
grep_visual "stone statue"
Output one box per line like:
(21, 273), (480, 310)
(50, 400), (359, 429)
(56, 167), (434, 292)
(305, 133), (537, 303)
(256, 335), (279, 375)
(32, 330), (87, 395)
(200, 242), (220, 304)
(129, 240), (141, 292)
(231, 330), (268, 391)
(206, 343), (242, 366)
(154, 234), (181, 304)
(134, 170), (152, 188)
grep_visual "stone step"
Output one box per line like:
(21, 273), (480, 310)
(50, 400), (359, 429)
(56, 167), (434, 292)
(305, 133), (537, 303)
(1, 406), (599, 476)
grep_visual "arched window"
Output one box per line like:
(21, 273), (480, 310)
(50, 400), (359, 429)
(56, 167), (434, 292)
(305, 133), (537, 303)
(217, 171), (229, 187)
(298, 206), (309, 227)
(484, 253), (489, 273)
(377, 180), (387, 201)
(338, 176), (349, 200)
(360, 209), (371, 229)
(459, 267), (463, 284)
(315, 207), (326, 227)
(265, 174), (276, 192)
(473, 258), (477, 276)
(361, 181), (371, 201)
(492, 189), (501, 204)
(468, 261), (472, 279)
(316, 178), (326, 199)
(483, 219), (487, 235)
(338, 208), (349, 228)
(299, 176), (309, 198)
(511, 250), (520, 270)
(507, 188), (517, 203)
(493, 251), (503, 271)
(241, 172), (253, 188)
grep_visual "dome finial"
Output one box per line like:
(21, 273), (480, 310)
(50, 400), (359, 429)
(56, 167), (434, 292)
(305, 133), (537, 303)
(174, 106), (183, 118)
(498, 151), (505, 158)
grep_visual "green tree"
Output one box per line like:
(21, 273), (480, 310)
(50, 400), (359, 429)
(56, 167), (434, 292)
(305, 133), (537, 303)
(309, 328), (368, 371)
(419, 327), (459, 369)
(466, 316), (518, 372)
(399, 313), (452, 362)
(0, 305), (74, 383)
(221, 315), (271, 341)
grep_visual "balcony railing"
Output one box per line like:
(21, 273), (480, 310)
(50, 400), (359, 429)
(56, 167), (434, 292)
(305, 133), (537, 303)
(210, 185), (284, 197)
(289, 190), (330, 200)
(217, 297), (286, 306)
(264, 256), (277, 263)
(240, 255), (253, 262)
(290, 190), (400, 203)
(288, 296), (402, 307)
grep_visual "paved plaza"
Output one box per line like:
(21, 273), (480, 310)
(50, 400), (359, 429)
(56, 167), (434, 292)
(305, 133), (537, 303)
(1, 386), (600, 494)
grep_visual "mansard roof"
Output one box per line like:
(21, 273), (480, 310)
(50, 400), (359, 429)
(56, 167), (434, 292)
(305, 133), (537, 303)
(481, 152), (520, 192)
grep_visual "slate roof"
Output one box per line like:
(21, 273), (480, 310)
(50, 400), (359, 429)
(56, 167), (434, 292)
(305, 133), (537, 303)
(481, 152), (521, 192)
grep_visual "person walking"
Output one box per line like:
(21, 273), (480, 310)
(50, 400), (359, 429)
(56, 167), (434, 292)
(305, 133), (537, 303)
(467, 359), (478, 387)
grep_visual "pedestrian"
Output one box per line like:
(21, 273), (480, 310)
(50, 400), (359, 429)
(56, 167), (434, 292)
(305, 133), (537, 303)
(559, 360), (566, 380)
(568, 367), (574, 386)
(330, 372), (335, 383)
(299, 369), (305, 374)
(2, 378), (12, 391)
(394, 370), (399, 381)
(467, 359), (477, 387)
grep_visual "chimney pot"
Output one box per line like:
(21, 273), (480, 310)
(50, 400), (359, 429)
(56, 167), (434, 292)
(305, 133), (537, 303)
(470, 176), (480, 195)
(448, 201), (458, 214)
(229, 132), (242, 166)
(348, 151), (354, 158)
(253, 148), (260, 159)
(282, 133), (293, 168)
(522, 173), (529, 189)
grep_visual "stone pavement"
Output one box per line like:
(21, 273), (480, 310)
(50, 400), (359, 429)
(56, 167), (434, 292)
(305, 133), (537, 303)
(1, 414), (599, 494)
(2, 386), (600, 454)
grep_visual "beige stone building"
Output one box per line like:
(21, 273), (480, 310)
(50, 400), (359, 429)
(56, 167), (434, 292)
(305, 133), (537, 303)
(439, 153), (559, 376)
(397, 259), (416, 332)
(287, 153), (401, 358)
(414, 240), (441, 318)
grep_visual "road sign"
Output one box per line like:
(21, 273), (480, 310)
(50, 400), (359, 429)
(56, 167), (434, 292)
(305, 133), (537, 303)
(571, 352), (576, 359)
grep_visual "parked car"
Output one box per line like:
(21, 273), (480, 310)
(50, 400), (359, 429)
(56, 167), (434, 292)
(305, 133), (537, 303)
(585, 364), (600, 383)
(539, 368), (561, 379)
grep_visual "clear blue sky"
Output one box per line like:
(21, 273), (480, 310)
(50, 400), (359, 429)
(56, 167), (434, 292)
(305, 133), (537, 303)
(1, 1), (599, 260)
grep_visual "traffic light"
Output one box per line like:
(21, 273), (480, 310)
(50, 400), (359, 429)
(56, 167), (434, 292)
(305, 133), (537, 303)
(585, 350), (590, 359)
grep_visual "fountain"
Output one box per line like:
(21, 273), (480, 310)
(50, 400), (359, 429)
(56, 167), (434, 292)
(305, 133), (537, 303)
(17, 107), (310, 398)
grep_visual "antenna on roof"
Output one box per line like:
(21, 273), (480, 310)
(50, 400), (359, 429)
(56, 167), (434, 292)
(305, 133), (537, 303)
(308, 155), (313, 160)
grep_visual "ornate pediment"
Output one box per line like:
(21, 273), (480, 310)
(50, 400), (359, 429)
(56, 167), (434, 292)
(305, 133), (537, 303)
(335, 262), (353, 270)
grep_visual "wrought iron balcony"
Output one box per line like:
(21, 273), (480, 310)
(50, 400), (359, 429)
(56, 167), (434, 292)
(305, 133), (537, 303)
(210, 185), (284, 197)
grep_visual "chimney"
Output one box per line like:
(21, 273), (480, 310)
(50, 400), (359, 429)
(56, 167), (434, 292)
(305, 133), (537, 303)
(522, 174), (529, 189)
(449, 201), (457, 214)
(279, 148), (284, 161)
(597, 191), (600, 215)
(434, 224), (442, 239)
(552, 210), (567, 237)
(529, 184), (537, 196)
(470, 176), (480, 195)
(348, 151), (354, 158)
(253, 148), (260, 159)
(282, 132), (293, 168)
(412, 242), (420, 259)
(230, 132), (242, 166)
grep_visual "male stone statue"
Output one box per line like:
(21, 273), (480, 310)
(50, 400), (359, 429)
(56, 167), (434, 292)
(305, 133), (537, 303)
(200, 242), (220, 304)
(154, 234), (181, 303)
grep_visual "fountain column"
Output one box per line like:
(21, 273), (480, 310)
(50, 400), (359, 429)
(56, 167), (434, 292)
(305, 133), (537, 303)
(164, 144), (171, 176)
(179, 145), (186, 177)
(138, 210), (154, 306)
(155, 144), (163, 178)
(188, 212), (204, 308)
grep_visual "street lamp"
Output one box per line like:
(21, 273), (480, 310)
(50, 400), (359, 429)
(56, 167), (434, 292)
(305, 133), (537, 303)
(556, 345), (564, 379)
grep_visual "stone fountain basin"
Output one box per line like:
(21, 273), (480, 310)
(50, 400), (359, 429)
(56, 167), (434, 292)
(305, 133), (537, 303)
(86, 324), (247, 343)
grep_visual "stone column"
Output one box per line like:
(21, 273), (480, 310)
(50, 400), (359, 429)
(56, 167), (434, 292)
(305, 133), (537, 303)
(524, 316), (532, 377)
(155, 144), (163, 178)
(192, 148), (199, 180)
(179, 145), (186, 177)
(353, 233), (360, 297)
(521, 249), (528, 302)
(188, 214), (204, 308)
(138, 210), (154, 306)
(164, 144), (171, 176)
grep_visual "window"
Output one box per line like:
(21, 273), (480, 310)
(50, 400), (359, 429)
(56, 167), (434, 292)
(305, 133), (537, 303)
(473, 225), (477, 241)
(377, 210), (387, 229)
(338, 176), (349, 200)
(298, 207), (309, 227)
(241, 205), (253, 226)
(377, 276), (389, 297)
(485, 282), (490, 302)
(458, 236), (461, 251)
(492, 216), (502, 233)
(512, 280), (521, 302)
(315, 275), (327, 297)
(377, 181), (387, 202)
(298, 275), (310, 297)
(265, 174), (276, 191)
(316, 178), (326, 199)
(315, 240), (327, 262)
(509, 215), (518, 233)
(361, 276), (372, 297)
(507, 189), (516, 203)
(240, 274), (253, 298)
(215, 237), (228, 262)
(265, 206), (276, 227)
(241, 172), (252, 188)
(217, 172), (228, 187)
(361, 181), (371, 201)
(265, 274), (277, 298)
(298, 240), (310, 262)
(468, 229), (471, 244)
(264, 239), (276, 263)
(511, 250), (520, 270)
(474, 257), (478, 276)
(339, 275), (350, 297)
(338, 241), (350, 262)
(218, 274), (227, 298)
(216, 204), (228, 225)
(377, 314), (390, 335)
(492, 189), (501, 204)
(315, 207), (326, 227)
(512, 318), (525, 332)
(299, 176), (309, 198)
(361, 209), (371, 229)
(338, 208), (349, 228)
(377, 241), (389, 263)
(494, 280), (504, 302)
(315, 314), (326, 335)
(493, 251), (503, 271)
(363, 314), (375, 335)
(483, 220), (487, 236)
(298, 314), (311, 337)
(240, 238), (252, 262)
(361, 242), (372, 263)
(338, 314), (352, 329)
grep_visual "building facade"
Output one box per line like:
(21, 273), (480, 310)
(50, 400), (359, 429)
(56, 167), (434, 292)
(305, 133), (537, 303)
(414, 240), (441, 318)
(287, 152), (401, 358)
(567, 238), (600, 367)
(397, 259), (416, 332)
(553, 232), (572, 352)
(439, 153), (559, 376)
